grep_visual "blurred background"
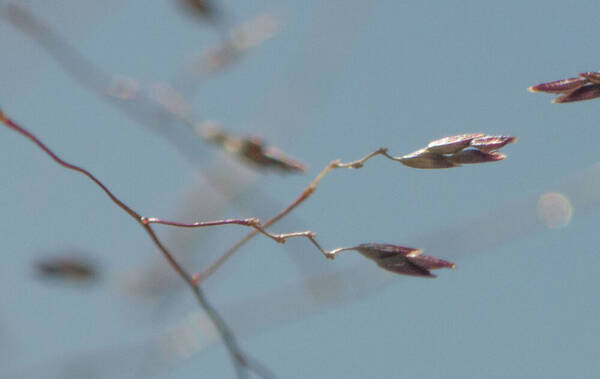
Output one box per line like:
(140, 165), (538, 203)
(1, 0), (600, 378)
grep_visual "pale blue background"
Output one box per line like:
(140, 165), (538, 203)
(1, 1), (600, 378)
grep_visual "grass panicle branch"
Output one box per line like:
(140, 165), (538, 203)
(198, 134), (515, 281)
(1, 3), (524, 377)
(0, 109), (272, 379)
(0, 102), (516, 375)
(4, 104), (515, 376)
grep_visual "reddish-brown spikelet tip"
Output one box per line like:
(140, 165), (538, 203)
(528, 82), (557, 93)
(470, 135), (517, 152)
(489, 151), (507, 161)
(406, 254), (456, 270)
(527, 77), (587, 94)
(0, 110), (7, 124)
(552, 94), (577, 104)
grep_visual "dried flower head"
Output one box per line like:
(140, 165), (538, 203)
(351, 243), (455, 278)
(529, 71), (600, 103)
(396, 148), (457, 169)
(395, 134), (516, 169)
(469, 135), (515, 152)
(528, 76), (587, 94)
(553, 84), (600, 104)
(579, 71), (600, 84)
(447, 149), (505, 165)
(35, 256), (98, 282)
(196, 123), (306, 173)
(238, 137), (306, 173)
(426, 133), (484, 154)
(179, 0), (217, 20)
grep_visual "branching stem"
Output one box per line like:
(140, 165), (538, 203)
(0, 110), (273, 379)
(198, 148), (392, 280)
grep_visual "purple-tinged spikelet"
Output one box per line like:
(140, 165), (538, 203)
(376, 256), (435, 277)
(529, 71), (600, 103)
(396, 133), (516, 169)
(407, 254), (456, 270)
(397, 148), (458, 169)
(239, 137), (306, 173)
(353, 243), (455, 278)
(355, 243), (422, 260)
(579, 72), (600, 84)
(528, 77), (587, 94)
(469, 135), (516, 152)
(426, 133), (484, 154)
(35, 257), (98, 282)
(448, 150), (506, 165)
(553, 84), (600, 104)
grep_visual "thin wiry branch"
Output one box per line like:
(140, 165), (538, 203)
(196, 149), (392, 281)
(198, 134), (515, 281)
(0, 109), (273, 379)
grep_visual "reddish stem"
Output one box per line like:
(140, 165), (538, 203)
(0, 110), (271, 379)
